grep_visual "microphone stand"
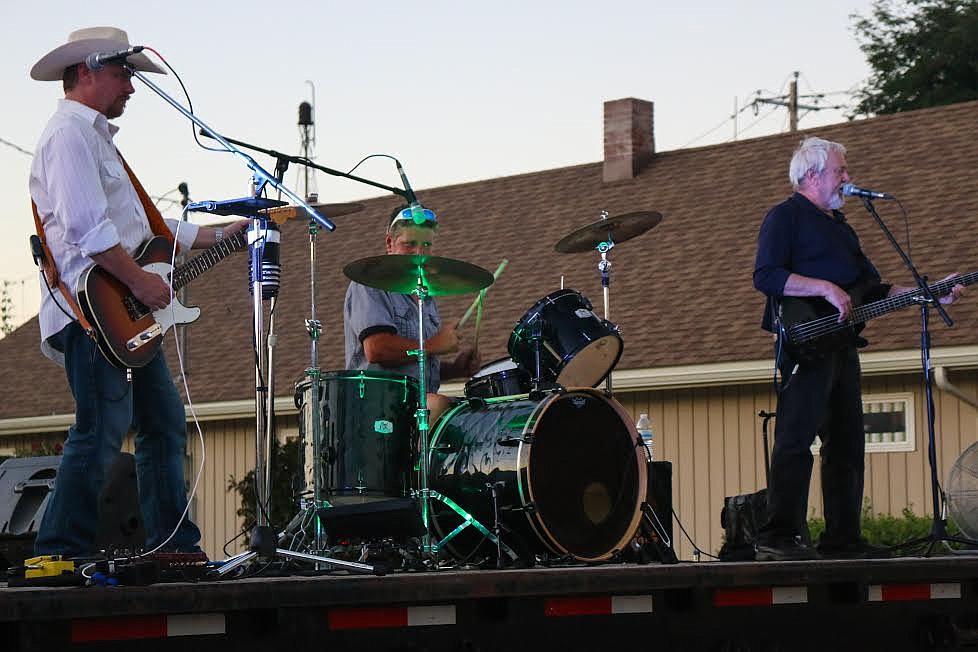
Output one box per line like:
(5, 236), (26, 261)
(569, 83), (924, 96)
(129, 68), (381, 576)
(857, 197), (977, 555)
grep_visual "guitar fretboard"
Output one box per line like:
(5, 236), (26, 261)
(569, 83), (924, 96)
(170, 230), (247, 292)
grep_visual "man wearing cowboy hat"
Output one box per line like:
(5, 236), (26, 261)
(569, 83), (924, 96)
(29, 27), (247, 559)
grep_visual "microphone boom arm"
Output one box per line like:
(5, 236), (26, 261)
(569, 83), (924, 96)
(197, 130), (412, 203)
(130, 68), (335, 231)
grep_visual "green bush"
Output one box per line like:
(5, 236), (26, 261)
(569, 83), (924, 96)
(808, 501), (962, 546)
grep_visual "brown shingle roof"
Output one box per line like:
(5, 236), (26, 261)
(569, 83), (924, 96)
(3, 100), (977, 420)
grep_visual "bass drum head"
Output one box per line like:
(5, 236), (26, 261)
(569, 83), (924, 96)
(428, 389), (645, 562)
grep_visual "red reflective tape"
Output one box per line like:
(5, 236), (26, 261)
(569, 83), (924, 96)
(881, 584), (934, 602)
(71, 615), (167, 642)
(714, 588), (773, 607)
(328, 607), (408, 630)
(545, 597), (613, 616)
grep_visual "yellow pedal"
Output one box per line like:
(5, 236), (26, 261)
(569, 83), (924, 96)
(23, 555), (76, 579)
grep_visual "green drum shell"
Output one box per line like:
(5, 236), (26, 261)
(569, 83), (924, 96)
(296, 369), (419, 504)
(428, 388), (646, 562)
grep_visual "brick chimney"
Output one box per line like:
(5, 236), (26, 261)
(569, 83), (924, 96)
(603, 98), (654, 182)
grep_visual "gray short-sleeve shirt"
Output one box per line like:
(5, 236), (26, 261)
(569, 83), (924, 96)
(344, 281), (441, 393)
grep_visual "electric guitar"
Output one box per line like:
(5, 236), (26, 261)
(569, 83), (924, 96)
(776, 270), (977, 364)
(76, 230), (248, 368)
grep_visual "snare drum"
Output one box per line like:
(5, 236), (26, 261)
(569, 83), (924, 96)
(508, 289), (623, 388)
(295, 370), (419, 504)
(463, 358), (532, 399)
(428, 388), (646, 562)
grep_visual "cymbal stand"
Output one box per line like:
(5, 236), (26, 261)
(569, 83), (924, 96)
(408, 275), (516, 563)
(595, 213), (616, 394)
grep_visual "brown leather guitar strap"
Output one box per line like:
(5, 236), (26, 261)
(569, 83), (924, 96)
(31, 200), (94, 336)
(116, 151), (178, 251)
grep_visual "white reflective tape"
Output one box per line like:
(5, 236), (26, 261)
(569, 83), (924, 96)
(868, 585), (883, 602)
(930, 583), (961, 599)
(406, 605), (455, 627)
(771, 587), (808, 604)
(611, 595), (654, 614)
(166, 613), (226, 637)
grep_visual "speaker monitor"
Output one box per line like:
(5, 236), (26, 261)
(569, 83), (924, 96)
(0, 453), (144, 568)
(317, 498), (425, 540)
(644, 460), (674, 561)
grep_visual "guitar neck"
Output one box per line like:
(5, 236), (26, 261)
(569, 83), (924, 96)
(171, 230), (247, 292)
(852, 270), (978, 324)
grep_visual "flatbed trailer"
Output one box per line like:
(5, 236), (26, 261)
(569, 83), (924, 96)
(4, 556), (978, 651)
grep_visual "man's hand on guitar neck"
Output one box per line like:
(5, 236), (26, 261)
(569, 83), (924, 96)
(783, 273), (854, 323)
(890, 273), (966, 306)
(91, 244), (172, 310)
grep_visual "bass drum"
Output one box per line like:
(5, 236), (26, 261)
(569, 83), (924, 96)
(428, 389), (646, 562)
(295, 370), (419, 504)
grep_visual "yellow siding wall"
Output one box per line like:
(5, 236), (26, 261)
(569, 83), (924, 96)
(614, 370), (978, 560)
(8, 369), (976, 562)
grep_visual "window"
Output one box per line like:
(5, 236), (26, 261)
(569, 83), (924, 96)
(811, 392), (915, 454)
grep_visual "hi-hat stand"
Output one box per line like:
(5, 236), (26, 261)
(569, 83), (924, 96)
(129, 66), (381, 576)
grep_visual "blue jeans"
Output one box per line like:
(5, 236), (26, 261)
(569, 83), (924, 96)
(34, 321), (202, 557)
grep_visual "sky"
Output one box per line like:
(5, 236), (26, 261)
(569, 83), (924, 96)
(0, 0), (878, 332)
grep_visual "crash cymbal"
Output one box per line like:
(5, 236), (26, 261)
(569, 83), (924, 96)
(266, 201), (365, 224)
(554, 211), (663, 253)
(344, 254), (494, 296)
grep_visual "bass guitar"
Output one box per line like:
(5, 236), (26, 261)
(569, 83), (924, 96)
(76, 230), (248, 368)
(776, 270), (977, 364)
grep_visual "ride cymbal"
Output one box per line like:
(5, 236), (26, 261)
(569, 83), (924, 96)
(344, 254), (494, 296)
(554, 211), (663, 253)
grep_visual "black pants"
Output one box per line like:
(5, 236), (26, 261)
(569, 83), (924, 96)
(761, 346), (866, 546)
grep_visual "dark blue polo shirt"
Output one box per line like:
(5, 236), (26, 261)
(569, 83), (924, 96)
(754, 193), (885, 332)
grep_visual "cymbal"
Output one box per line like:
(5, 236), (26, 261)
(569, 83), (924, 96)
(344, 254), (494, 296)
(554, 211), (663, 253)
(266, 201), (365, 224)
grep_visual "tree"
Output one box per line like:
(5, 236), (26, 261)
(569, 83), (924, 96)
(852, 0), (978, 116)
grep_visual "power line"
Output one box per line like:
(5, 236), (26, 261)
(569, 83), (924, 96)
(0, 137), (33, 157)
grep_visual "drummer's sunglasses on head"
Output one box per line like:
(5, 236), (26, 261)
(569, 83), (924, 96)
(394, 207), (438, 226)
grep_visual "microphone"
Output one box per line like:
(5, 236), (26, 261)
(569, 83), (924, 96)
(841, 183), (894, 200)
(247, 220), (281, 300)
(395, 160), (428, 225)
(178, 182), (190, 208)
(85, 46), (145, 71)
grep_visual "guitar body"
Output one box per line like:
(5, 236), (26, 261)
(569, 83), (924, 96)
(77, 237), (201, 368)
(776, 295), (864, 365)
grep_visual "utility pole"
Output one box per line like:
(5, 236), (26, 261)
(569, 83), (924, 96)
(750, 71), (843, 132)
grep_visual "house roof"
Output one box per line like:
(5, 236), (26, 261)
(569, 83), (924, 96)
(3, 99), (977, 421)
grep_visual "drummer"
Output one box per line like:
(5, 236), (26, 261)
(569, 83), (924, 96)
(343, 205), (480, 422)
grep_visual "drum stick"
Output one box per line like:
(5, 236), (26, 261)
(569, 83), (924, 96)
(473, 289), (486, 351)
(457, 259), (508, 329)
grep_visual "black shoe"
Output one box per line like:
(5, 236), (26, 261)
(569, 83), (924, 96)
(816, 538), (891, 560)
(755, 536), (819, 561)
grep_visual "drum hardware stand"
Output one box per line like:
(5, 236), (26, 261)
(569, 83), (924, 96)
(407, 276), (514, 563)
(594, 210), (615, 395)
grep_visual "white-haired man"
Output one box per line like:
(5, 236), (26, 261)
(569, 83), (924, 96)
(752, 136), (964, 560)
(29, 27), (248, 559)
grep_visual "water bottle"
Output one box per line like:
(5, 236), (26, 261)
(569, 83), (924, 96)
(636, 413), (654, 461)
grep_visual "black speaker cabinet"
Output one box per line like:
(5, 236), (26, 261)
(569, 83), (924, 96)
(0, 453), (144, 568)
(644, 460), (674, 561)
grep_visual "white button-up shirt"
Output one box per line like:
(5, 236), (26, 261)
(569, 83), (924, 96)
(29, 99), (199, 363)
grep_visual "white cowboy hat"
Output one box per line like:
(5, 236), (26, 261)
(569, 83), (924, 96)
(31, 26), (166, 81)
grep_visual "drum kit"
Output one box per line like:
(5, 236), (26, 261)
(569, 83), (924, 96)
(288, 209), (668, 569)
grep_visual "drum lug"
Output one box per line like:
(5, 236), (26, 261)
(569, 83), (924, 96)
(467, 396), (488, 411)
(496, 435), (531, 447)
